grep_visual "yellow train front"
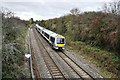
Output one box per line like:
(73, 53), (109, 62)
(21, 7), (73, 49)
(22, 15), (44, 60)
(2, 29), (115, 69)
(50, 34), (65, 50)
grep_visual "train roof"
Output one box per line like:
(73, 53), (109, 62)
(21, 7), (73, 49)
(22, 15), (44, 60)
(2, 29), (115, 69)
(36, 24), (44, 30)
(50, 33), (64, 38)
(43, 29), (64, 38)
(36, 24), (65, 38)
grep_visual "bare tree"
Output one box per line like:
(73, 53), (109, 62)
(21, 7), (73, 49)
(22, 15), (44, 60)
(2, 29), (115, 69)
(103, 3), (109, 13)
(70, 8), (80, 16)
(103, 0), (120, 15)
(29, 18), (34, 24)
(116, 1), (120, 55)
(118, 1), (120, 15)
(1, 7), (14, 18)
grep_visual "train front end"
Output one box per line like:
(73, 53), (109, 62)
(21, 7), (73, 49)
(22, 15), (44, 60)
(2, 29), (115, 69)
(56, 37), (65, 50)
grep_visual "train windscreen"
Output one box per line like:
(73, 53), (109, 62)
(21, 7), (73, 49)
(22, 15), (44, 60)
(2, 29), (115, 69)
(57, 38), (64, 44)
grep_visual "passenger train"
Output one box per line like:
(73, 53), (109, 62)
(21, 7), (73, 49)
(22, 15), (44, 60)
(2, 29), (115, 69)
(36, 24), (65, 50)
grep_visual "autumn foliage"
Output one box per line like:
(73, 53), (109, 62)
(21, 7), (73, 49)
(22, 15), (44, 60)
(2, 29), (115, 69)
(38, 11), (119, 55)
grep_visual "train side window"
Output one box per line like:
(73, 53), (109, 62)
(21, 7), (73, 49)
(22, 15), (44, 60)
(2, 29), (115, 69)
(50, 37), (55, 43)
(44, 33), (49, 39)
(42, 31), (44, 34)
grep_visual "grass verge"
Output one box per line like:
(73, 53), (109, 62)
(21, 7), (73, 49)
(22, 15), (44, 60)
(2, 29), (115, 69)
(67, 41), (120, 78)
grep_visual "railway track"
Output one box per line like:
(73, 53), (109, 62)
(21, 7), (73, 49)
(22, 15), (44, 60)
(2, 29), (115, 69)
(32, 27), (96, 80)
(56, 51), (94, 80)
(33, 28), (66, 79)
(29, 29), (41, 80)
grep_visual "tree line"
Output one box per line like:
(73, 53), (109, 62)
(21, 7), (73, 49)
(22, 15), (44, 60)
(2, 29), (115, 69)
(1, 8), (29, 78)
(37, 0), (120, 55)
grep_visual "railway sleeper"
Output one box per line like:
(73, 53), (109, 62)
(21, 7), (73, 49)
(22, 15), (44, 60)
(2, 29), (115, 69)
(50, 67), (58, 69)
(51, 70), (60, 73)
(52, 73), (61, 76)
(53, 75), (63, 78)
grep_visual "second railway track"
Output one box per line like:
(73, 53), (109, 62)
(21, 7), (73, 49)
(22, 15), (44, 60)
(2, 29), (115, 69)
(56, 51), (94, 80)
(29, 29), (41, 80)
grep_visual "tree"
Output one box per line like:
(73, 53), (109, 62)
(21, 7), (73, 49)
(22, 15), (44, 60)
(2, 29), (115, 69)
(103, 3), (109, 13)
(118, 1), (120, 15)
(114, 0), (120, 54)
(29, 18), (34, 24)
(70, 8), (80, 16)
(1, 8), (28, 78)
(103, 0), (120, 15)
(116, 2), (120, 54)
(102, 0), (120, 54)
(39, 20), (45, 27)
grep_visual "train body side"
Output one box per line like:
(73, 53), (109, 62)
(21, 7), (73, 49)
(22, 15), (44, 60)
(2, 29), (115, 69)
(36, 24), (65, 50)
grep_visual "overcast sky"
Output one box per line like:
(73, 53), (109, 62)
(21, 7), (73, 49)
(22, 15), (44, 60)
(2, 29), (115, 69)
(1, 0), (113, 20)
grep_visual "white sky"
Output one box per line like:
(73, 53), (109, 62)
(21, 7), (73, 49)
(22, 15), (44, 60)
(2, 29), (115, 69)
(1, 0), (114, 20)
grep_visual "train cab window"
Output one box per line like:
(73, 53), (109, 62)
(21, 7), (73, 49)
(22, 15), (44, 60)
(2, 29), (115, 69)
(57, 38), (64, 44)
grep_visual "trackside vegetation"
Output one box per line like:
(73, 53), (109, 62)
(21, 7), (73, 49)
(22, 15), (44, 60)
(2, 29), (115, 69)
(2, 9), (29, 78)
